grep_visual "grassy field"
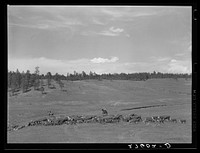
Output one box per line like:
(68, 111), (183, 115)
(7, 78), (192, 143)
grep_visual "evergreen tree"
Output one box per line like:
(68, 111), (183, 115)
(25, 70), (31, 88)
(29, 74), (36, 88)
(46, 72), (52, 88)
(34, 66), (40, 90)
(10, 71), (18, 96)
(16, 69), (21, 89)
(21, 74), (28, 93)
(8, 71), (12, 89)
(82, 71), (86, 80)
(58, 80), (64, 91)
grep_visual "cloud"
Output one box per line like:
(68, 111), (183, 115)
(8, 56), (191, 75)
(96, 31), (120, 36)
(90, 57), (119, 63)
(8, 57), (90, 74)
(87, 26), (124, 37)
(150, 56), (171, 62)
(9, 23), (45, 29)
(81, 27), (124, 37)
(100, 7), (158, 20)
(101, 8), (123, 18)
(167, 59), (191, 73)
(149, 56), (191, 73)
(8, 7), (85, 31)
(110, 26), (124, 33)
(80, 31), (118, 37)
(92, 18), (106, 25)
(98, 26), (124, 36)
(157, 57), (171, 62)
(175, 53), (186, 57)
(8, 56), (120, 74)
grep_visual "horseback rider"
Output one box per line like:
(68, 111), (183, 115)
(102, 108), (108, 115)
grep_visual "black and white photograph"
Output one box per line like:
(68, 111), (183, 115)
(7, 5), (193, 145)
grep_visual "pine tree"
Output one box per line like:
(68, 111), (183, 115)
(10, 71), (18, 96)
(21, 74), (28, 93)
(34, 66), (40, 90)
(46, 72), (52, 88)
(8, 71), (12, 89)
(40, 78), (44, 87)
(58, 80), (64, 91)
(15, 69), (21, 89)
(25, 70), (31, 88)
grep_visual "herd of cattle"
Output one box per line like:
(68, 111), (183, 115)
(8, 111), (187, 132)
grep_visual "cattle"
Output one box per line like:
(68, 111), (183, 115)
(179, 119), (186, 124)
(170, 118), (177, 123)
(144, 117), (156, 124)
(152, 116), (164, 124)
(159, 115), (171, 122)
(129, 116), (142, 124)
(48, 111), (54, 117)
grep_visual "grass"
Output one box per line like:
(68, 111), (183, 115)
(7, 78), (192, 143)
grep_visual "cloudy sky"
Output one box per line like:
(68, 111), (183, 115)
(8, 6), (192, 75)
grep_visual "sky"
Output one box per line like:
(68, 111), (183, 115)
(8, 6), (192, 75)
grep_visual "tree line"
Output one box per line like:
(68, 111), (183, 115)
(8, 67), (65, 95)
(8, 67), (191, 95)
(66, 70), (191, 81)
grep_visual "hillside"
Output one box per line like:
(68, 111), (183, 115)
(8, 78), (192, 143)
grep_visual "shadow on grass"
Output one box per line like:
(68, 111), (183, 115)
(121, 104), (167, 111)
(23, 88), (31, 93)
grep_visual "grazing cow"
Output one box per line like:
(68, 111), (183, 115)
(159, 115), (171, 122)
(102, 108), (108, 115)
(170, 118), (177, 123)
(129, 113), (138, 117)
(114, 114), (124, 122)
(179, 119), (186, 124)
(152, 116), (164, 124)
(152, 116), (159, 120)
(48, 111), (54, 117)
(144, 117), (156, 124)
(129, 116), (142, 124)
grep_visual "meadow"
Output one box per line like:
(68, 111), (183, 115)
(7, 78), (191, 143)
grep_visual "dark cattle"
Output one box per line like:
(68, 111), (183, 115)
(144, 117), (156, 124)
(48, 111), (54, 116)
(179, 119), (186, 124)
(159, 115), (171, 122)
(152, 116), (164, 124)
(113, 114), (124, 122)
(129, 116), (142, 123)
(122, 115), (132, 122)
(82, 115), (97, 123)
(129, 113), (138, 117)
(152, 116), (159, 120)
(170, 118), (177, 123)
(101, 115), (118, 123)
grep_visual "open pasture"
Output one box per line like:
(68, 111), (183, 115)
(8, 78), (192, 143)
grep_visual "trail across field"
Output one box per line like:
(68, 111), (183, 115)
(8, 78), (191, 143)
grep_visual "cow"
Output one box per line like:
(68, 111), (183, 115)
(144, 117), (156, 124)
(179, 119), (186, 124)
(159, 115), (171, 122)
(170, 118), (177, 123)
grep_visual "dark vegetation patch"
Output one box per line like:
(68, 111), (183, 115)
(120, 104), (167, 111)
